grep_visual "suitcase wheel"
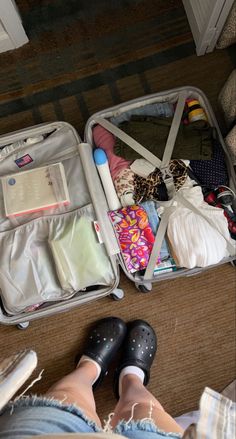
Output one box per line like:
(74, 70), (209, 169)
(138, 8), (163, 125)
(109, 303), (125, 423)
(135, 283), (152, 293)
(17, 321), (30, 330)
(111, 289), (124, 301)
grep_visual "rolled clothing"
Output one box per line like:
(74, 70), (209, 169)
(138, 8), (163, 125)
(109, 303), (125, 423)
(110, 101), (174, 125)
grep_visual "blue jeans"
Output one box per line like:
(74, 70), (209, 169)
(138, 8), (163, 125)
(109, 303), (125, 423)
(0, 396), (182, 439)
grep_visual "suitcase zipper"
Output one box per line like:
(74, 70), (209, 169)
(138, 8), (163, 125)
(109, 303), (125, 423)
(0, 122), (80, 147)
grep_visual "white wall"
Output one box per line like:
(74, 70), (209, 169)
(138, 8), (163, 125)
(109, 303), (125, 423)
(0, 0), (28, 53)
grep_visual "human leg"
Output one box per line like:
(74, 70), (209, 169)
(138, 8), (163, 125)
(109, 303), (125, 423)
(111, 320), (184, 435)
(45, 359), (101, 425)
(0, 316), (127, 439)
(112, 375), (183, 434)
(0, 362), (101, 438)
(45, 316), (127, 425)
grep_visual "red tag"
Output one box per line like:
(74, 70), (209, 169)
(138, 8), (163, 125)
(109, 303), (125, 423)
(93, 221), (103, 243)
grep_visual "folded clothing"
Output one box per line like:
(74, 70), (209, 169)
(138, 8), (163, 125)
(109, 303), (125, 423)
(167, 186), (234, 269)
(49, 216), (114, 292)
(93, 102), (175, 180)
(109, 205), (155, 273)
(190, 138), (229, 187)
(114, 116), (214, 161)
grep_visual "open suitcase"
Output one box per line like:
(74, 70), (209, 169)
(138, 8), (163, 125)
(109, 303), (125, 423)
(0, 86), (235, 327)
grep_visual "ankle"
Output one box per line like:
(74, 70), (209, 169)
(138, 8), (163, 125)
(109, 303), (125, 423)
(76, 361), (99, 384)
(118, 366), (145, 397)
(121, 373), (144, 389)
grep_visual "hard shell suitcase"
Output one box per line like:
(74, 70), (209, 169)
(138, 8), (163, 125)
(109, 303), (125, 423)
(0, 86), (235, 327)
(84, 86), (236, 292)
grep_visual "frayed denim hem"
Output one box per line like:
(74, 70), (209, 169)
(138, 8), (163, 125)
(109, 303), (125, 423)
(115, 419), (182, 438)
(2, 394), (102, 433)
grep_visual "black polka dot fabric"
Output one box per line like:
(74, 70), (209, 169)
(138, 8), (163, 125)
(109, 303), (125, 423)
(190, 140), (229, 187)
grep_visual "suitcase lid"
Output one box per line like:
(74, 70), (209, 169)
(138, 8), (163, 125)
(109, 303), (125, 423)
(0, 121), (120, 323)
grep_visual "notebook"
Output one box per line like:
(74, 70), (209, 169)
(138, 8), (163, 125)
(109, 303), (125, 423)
(1, 162), (70, 217)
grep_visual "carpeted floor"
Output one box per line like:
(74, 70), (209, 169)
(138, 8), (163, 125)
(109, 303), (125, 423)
(0, 0), (235, 424)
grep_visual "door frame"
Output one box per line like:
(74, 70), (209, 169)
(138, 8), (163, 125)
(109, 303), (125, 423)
(0, 0), (28, 53)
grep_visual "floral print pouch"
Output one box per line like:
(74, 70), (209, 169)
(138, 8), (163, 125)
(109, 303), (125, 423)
(109, 205), (156, 273)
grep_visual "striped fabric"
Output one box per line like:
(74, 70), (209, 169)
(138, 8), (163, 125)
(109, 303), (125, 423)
(197, 387), (236, 439)
(183, 386), (236, 439)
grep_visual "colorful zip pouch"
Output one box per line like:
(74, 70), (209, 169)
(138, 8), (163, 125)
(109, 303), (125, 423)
(109, 205), (155, 273)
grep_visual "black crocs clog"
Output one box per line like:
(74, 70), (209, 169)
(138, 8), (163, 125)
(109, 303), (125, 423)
(114, 319), (157, 399)
(82, 316), (127, 388)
